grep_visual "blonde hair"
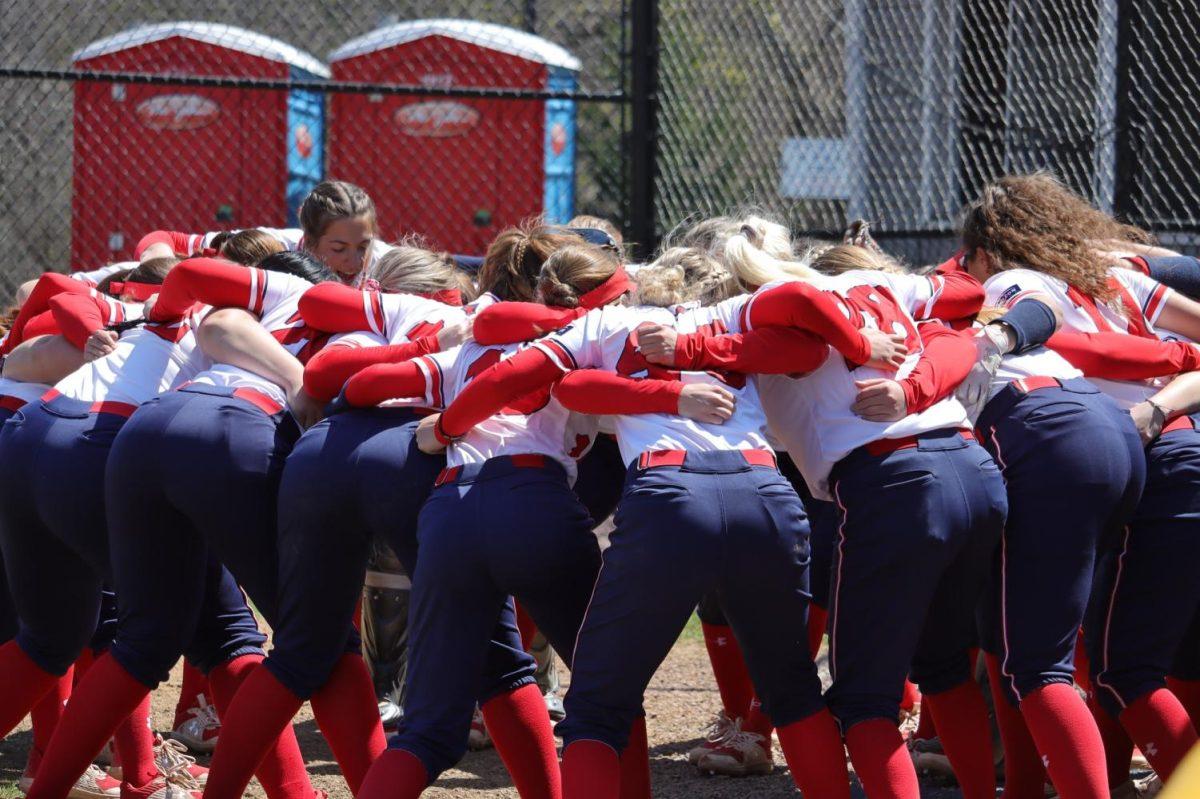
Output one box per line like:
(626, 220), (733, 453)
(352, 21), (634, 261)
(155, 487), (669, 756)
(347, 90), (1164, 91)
(960, 172), (1151, 301)
(715, 215), (822, 290)
(811, 244), (904, 276)
(365, 238), (466, 298)
(635, 247), (738, 308)
(480, 219), (584, 302)
(537, 245), (622, 308)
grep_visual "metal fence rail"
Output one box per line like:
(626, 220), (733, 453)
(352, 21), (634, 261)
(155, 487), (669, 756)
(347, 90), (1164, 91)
(3, 0), (1200, 297)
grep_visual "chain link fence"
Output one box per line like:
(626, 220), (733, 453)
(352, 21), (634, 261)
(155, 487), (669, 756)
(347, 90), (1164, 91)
(0, 1), (627, 296)
(3, 1), (1200, 297)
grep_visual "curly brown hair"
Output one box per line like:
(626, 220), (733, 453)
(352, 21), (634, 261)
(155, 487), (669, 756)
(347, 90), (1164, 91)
(960, 172), (1151, 301)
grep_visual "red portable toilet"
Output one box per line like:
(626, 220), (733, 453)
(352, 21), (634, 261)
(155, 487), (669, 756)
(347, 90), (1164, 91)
(71, 22), (329, 268)
(328, 19), (579, 254)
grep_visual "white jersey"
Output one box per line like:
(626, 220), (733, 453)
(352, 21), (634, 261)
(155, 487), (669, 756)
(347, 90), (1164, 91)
(984, 267), (1172, 409)
(735, 272), (971, 501)
(188, 270), (323, 406)
(0, 375), (51, 407)
(409, 341), (591, 481)
(535, 303), (771, 466)
(54, 306), (211, 406)
(71, 262), (135, 287)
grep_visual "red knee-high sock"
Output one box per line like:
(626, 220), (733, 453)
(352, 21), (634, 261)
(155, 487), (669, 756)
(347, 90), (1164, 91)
(72, 649), (95, 683)
(1073, 633), (1091, 696)
(913, 705), (936, 740)
(0, 641), (62, 738)
(25, 654), (152, 799)
(844, 719), (919, 799)
(900, 679), (920, 716)
(700, 623), (753, 721)
(562, 740), (620, 799)
(922, 681), (996, 799)
(208, 655), (313, 799)
(808, 606), (828, 659)
(515, 602), (538, 653)
(1019, 683), (1107, 799)
(742, 695), (774, 742)
(112, 694), (157, 796)
(618, 717), (650, 799)
(777, 708), (851, 799)
(27, 671), (72, 773)
(1088, 693), (1133, 788)
(1167, 677), (1200, 732)
(356, 749), (427, 799)
(480, 684), (560, 799)
(984, 654), (1046, 799)
(203, 665), (304, 799)
(172, 662), (208, 730)
(309, 654), (387, 794)
(1117, 687), (1198, 780)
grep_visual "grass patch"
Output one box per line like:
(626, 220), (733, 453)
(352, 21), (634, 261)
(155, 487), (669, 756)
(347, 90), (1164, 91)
(679, 612), (703, 642)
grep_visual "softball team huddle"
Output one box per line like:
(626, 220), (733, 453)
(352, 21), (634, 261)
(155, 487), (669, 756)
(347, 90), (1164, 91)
(1, 173), (1199, 799)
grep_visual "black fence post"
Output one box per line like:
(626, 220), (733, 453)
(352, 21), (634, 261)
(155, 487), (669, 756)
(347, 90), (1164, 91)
(627, 0), (659, 261)
(1112, 0), (1146, 224)
(523, 1), (537, 33)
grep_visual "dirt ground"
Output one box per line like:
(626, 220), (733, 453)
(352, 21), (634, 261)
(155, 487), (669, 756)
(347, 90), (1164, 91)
(0, 637), (982, 799)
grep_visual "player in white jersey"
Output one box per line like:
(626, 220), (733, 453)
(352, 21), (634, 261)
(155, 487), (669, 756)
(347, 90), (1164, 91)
(406, 245), (857, 799)
(0, 256), (222, 799)
(198, 244), (484, 799)
(634, 238), (1007, 799)
(135, 180), (383, 285)
(26, 252), (338, 799)
(959, 172), (1200, 786)
(341, 245), (726, 798)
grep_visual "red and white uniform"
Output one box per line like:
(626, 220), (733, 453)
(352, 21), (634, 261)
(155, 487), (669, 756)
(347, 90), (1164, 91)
(407, 341), (594, 480)
(52, 306), (210, 407)
(156, 264), (328, 407)
(985, 267), (1173, 408)
(298, 283), (465, 349)
(535, 304), (771, 465)
(733, 271), (973, 500)
(70, 262), (135, 287)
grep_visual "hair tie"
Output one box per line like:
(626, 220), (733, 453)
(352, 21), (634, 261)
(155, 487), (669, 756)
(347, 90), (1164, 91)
(108, 281), (160, 301)
(578, 265), (632, 310)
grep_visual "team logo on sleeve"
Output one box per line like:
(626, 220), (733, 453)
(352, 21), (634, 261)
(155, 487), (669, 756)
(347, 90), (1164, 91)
(998, 284), (1022, 304)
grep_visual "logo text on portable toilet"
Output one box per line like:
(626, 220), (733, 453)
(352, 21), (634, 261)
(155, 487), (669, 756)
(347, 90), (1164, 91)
(550, 122), (567, 156)
(395, 101), (480, 137)
(134, 94), (220, 130)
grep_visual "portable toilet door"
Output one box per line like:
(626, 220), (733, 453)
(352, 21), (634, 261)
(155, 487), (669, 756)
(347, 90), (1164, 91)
(328, 19), (579, 254)
(71, 22), (328, 268)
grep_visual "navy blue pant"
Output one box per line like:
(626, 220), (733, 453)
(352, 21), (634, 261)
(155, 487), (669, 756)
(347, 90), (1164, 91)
(573, 433), (625, 527)
(0, 397), (155, 674)
(105, 386), (289, 686)
(266, 408), (531, 701)
(976, 379), (1144, 704)
(558, 451), (823, 753)
(786, 454), (837, 610)
(0, 404), (22, 645)
(825, 429), (1007, 730)
(392, 457), (600, 780)
(1087, 417), (1200, 716)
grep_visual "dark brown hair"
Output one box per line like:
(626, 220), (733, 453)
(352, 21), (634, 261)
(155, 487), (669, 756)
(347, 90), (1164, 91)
(960, 172), (1151, 300)
(478, 220), (585, 302)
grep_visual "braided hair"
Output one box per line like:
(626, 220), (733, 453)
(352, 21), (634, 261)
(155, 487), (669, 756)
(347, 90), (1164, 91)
(298, 180), (378, 243)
